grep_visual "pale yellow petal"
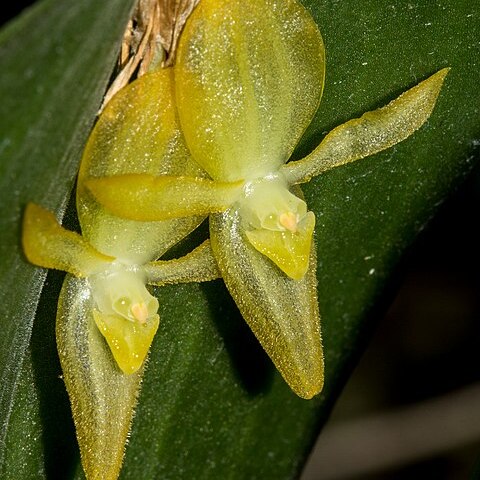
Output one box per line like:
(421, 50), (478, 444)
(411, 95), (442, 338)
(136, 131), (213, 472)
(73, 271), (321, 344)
(210, 208), (324, 399)
(146, 240), (220, 285)
(284, 68), (450, 184)
(175, 0), (325, 181)
(86, 174), (242, 221)
(56, 275), (143, 480)
(77, 69), (206, 263)
(22, 203), (113, 277)
(93, 311), (159, 374)
(245, 211), (315, 280)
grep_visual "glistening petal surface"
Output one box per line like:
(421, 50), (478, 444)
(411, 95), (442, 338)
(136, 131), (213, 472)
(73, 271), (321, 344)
(22, 203), (113, 277)
(86, 174), (242, 221)
(77, 69), (205, 263)
(245, 211), (315, 280)
(210, 207), (324, 399)
(175, 0), (325, 181)
(284, 68), (450, 184)
(93, 311), (160, 374)
(56, 275), (143, 480)
(145, 240), (220, 285)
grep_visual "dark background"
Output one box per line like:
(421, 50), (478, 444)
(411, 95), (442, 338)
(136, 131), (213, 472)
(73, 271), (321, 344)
(302, 161), (480, 479)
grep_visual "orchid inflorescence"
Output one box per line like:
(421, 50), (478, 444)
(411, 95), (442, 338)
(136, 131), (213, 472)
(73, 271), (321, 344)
(22, 0), (448, 478)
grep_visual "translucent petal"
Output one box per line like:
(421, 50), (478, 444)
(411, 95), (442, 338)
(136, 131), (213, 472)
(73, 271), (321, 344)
(245, 211), (315, 280)
(145, 240), (220, 285)
(86, 174), (242, 221)
(210, 208), (324, 399)
(22, 203), (113, 277)
(175, 0), (325, 181)
(77, 68), (206, 263)
(56, 275), (143, 480)
(284, 68), (450, 184)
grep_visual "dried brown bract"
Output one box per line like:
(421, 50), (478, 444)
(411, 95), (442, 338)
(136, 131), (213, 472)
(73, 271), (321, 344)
(101, 0), (199, 111)
(158, 0), (200, 67)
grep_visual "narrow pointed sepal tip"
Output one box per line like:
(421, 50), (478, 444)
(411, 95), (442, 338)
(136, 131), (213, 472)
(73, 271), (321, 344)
(245, 212), (315, 280)
(296, 376), (324, 400)
(434, 66), (451, 80)
(93, 311), (160, 374)
(281, 347), (324, 400)
(421, 67), (450, 96)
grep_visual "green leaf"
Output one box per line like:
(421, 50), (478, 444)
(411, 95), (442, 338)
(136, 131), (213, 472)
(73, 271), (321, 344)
(1, 0), (479, 479)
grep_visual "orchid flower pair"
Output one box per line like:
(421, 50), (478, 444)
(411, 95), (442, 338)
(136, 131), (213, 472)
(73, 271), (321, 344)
(22, 0), (448, 478)
(87, 0), (448, 400)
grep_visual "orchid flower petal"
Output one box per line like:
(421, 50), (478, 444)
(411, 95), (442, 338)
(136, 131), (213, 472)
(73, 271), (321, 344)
(210, 207), (323, 399)
(246, 211), (315, 280)
(77, 68), (206, 263)
(56, 275), (143, 480)
(284, 68), (450, 184)
(93, 311), (159, 374)
(146, 240), (220, 285)
(175, 0), (325, 181)
(22, 203), (113, 277)
(86, 174), (242, 221)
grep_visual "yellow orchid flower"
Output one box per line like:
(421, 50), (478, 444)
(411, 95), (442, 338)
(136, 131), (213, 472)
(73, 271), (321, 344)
(22, 69), (219, 480)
